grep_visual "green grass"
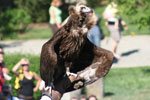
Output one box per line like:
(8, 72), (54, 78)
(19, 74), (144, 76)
(1, 24), (53, 40)
(18, 24), (52, 40)
(101, 67), (150, 100)
(3, 54), (150, 100)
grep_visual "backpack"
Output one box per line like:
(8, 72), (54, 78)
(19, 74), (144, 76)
(14, 70), (34, 90)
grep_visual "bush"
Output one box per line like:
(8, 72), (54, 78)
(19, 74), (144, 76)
(86, 0), (101, 8)
(14, 0), (52, 23)
(0, 8), (31, 39)
(116, 0), (150, 29)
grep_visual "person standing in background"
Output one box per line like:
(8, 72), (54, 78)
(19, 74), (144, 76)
(12, 58), (41, 100)
(0, 48), (11, 81)
(0, 48), (12, 94)
(103, 2), (128, 59)
(49, 0), (62, 35)
(0, 54), (5, 94)
(87, 13), (102, 47)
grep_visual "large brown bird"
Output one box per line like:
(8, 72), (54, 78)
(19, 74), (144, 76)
(40, 3), (114, 97)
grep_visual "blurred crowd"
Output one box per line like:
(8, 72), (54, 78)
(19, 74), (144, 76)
(103, 2), (128, 59)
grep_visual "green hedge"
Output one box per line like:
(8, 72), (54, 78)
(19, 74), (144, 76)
(0, 8), (31, 40)
(116, 0), (150, 29)
(4, 54), (41, 99)
(13, 0), (52, 23)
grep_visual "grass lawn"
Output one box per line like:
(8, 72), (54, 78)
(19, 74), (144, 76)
(1, 23), (53, 40)
(102, 67), (150, 100)
(3, 54), (150, 100)
(18, 23), (52, 40)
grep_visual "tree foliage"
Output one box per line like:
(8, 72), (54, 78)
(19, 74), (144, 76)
(86, 0), (100, 8)
(116, 0), (150, 29)
(0, 8), (31, 39)
(0, 0), (52, 39)
(14, 0), (52, 22)
(86, 0), (150, 30)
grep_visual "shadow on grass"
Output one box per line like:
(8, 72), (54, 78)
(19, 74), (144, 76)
(142, 68), (150, 75)
(104, 92), (114, 97)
